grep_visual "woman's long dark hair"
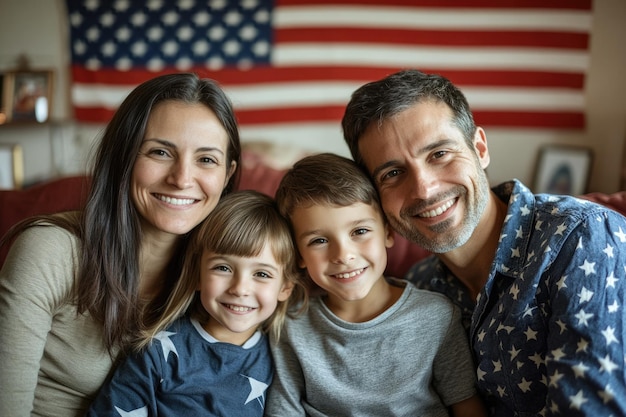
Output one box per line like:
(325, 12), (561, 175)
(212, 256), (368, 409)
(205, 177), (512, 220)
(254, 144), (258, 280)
(2, 73), (241, 354)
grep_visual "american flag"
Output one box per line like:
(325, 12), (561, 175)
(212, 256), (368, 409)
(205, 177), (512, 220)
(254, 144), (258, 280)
(66, 0), (592, 145)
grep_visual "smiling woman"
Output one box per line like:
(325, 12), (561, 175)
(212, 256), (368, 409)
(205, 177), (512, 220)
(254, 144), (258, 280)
(131, 100), (236, 240)
(0, 73), (242, 417)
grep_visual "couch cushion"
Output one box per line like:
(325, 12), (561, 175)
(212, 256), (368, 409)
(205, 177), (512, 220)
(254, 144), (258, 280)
(0, 175), (91, 264)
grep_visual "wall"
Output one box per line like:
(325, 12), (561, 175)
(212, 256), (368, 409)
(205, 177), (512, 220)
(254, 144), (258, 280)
(1, 0), (625, 192)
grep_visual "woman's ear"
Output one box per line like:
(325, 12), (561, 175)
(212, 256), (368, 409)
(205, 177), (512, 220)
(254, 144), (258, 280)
(224, 160), (237, 187)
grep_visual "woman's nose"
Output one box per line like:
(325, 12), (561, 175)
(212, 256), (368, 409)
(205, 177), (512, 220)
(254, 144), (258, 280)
(167, 160), (193, 189)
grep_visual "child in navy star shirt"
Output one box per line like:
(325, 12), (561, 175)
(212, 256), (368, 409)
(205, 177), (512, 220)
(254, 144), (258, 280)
(86, 190), (307, 417)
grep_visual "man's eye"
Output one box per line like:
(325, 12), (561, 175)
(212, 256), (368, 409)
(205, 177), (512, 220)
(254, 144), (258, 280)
(381, 169), (400, 181)
(433, 150), (447, 159)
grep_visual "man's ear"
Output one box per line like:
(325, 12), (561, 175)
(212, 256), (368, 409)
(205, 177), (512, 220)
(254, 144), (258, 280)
(473, 127), (490, 170)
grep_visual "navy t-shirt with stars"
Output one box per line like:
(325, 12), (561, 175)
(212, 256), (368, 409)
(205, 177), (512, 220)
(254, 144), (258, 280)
(86, 315), (272, 417)
(407, 180), (626, 416)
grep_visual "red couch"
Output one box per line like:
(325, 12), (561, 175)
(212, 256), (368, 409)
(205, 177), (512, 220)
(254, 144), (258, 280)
(1, 155), (625, 277)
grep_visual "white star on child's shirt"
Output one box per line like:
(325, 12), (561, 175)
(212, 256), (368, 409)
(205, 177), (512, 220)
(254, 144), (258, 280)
(114, 405), (148, 417)
(154, 331), (178, 361)
(243, 376), (269, 407)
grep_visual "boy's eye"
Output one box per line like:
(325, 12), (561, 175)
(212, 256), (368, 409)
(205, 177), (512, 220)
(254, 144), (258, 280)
(353, 228), (369, 236)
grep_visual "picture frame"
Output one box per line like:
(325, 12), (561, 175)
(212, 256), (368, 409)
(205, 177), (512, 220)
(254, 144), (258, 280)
(0, 73), (5, 124)
(532, 145), (593, 196)
(2, 69), (54, 123)
(0, 144), (24, 189)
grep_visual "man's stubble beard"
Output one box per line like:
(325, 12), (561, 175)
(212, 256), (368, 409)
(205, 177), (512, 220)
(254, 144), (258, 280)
(387, 170), (490, 254)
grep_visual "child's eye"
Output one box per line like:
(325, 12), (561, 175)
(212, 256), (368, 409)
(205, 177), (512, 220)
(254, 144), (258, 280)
(309, 237), (328, 246)
(212, 264), (231, 273)
(254, 271), (272, 279)
(353, 228), (369, 236)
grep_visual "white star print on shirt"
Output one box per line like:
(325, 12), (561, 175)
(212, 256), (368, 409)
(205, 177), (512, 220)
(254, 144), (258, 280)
(406, 180), (626, 416)
(114, 405), (148, 417)
(243, 376), (269, 407)
(154, 331), (178, 361)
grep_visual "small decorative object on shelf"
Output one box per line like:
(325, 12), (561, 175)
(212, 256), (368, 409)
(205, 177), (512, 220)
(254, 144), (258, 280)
(1, 54), (54, 125)
(2, 69), (54, 124)
(0, 143), (23, 189)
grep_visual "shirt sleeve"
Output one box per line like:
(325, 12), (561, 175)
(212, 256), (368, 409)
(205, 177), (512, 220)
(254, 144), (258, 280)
(86, 344), (162, 417)
(432, 305), (478, 406)
(265, 328), (307, 416)
(0, 226), (77, 417)
(544, 209), (626, 415)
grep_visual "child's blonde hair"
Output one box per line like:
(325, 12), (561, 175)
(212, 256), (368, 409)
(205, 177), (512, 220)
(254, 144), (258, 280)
(136, 190), (307, 350)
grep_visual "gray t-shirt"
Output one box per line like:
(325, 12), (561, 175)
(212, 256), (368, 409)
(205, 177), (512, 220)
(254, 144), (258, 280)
(266, 279), (477, 416)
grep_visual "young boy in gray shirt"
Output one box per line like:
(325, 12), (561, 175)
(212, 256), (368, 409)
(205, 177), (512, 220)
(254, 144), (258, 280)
(266, 153), (485, 417)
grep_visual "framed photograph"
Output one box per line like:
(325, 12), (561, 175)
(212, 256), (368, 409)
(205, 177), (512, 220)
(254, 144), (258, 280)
(2, 70), (54, 123)
(0, 144), (24, 189)
(0, 73), (5, 124)
(533, 145), (593, 195)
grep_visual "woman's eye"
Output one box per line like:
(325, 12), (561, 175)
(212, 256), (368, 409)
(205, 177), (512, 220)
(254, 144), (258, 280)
(148, 149), (170, 158)
(199, 156), (218, 165)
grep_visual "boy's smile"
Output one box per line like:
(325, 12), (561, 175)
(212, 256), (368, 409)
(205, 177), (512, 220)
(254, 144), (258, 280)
(291, 202), (393, 310)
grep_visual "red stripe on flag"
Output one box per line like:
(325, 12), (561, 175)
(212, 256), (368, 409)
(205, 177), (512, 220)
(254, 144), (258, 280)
(236, 106), (584, 129)
(235, 105), (347, 124)
(74, 102), (585, 130)
(74, 107), (117, 123)
(276, 0), (592, 10)
(276, 28), (590, 50)
(71, 66), (585, 89)
(473, 110), (585, 129)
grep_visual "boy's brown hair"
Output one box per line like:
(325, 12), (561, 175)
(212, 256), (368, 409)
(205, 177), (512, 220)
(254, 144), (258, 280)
(275, 152), (384, 221)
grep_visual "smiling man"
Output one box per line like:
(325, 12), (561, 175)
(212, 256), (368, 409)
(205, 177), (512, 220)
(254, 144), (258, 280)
(342, 69), (626, 417)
